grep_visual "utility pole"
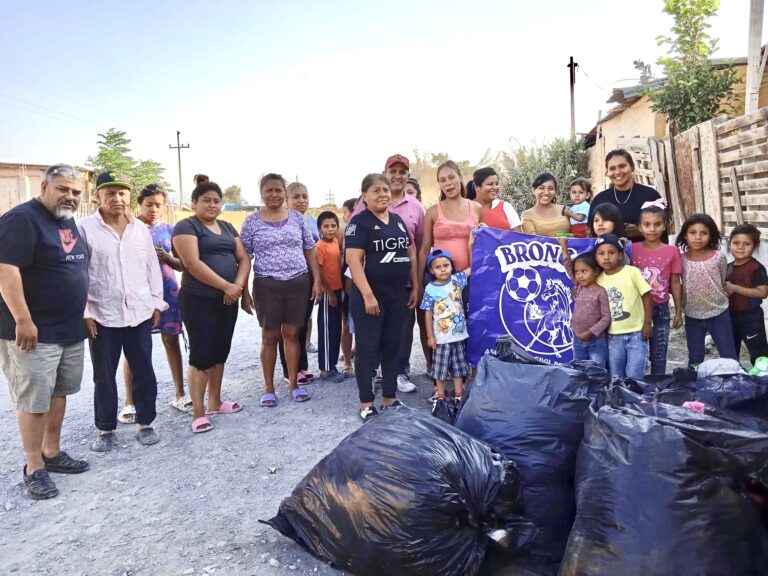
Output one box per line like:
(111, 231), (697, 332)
(567, 56), (579, 137)
(169, 131), (190, 207)
(326, 189), (335, 206)
(746, 0), (765, 114)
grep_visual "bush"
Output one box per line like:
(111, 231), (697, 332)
(500, 137), (589, 212)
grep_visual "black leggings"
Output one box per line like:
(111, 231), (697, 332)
(350, 284), (409, 403)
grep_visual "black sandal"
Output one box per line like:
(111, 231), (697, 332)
(43, 451), (90, 474)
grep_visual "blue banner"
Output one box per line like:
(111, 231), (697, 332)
(468, 228), (595, 365)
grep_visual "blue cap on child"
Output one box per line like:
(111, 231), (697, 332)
(427, 248), (457, 272)
(593, 233), (625, 253)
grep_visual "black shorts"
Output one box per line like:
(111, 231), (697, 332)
(252, 273), (311, 330)
(179, 289), (239, 370)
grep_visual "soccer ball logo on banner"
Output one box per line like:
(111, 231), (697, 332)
(505, 267), (542, 302)
(493, 240), (576, 364)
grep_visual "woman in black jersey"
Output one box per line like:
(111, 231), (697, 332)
(588, 149), (662, 242)
(345, 174), (419, 423)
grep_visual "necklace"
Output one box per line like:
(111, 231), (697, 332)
(261, 207), (289, 228)
(613, 183), (634, 205)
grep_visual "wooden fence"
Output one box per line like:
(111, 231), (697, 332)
(648, 107), (768, 236)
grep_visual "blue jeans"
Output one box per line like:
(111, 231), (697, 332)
(89, 319), (157, 431)
(649, 303), (671, 374)
(572, 334), (608, 368)
(685, 309), (738, 367)
(607, 331), (648, 379)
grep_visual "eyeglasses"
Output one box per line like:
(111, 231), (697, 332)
(46, 165), (83, 179)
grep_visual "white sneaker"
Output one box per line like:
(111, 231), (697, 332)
(397, 374), (417, 393)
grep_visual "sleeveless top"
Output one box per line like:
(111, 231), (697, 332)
(433, 199), (478, 272)
(483, 201), (511, 229)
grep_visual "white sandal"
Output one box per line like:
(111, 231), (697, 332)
(118, 404), (136, 424)
(169, 396), (193, 413)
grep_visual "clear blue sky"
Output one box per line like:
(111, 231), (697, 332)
(0, 0), (762, 204)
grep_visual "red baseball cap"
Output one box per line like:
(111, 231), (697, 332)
(384, 154), (410, 170)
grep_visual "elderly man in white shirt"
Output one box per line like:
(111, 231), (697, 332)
(78, 172), (168, 452)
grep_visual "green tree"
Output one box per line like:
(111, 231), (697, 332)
(635, 0), (737, 132)
(223, 184), (242, 205)
(500, 137), (589, 211)
(87, 128), (170, 207)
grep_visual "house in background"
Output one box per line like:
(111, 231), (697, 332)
(585, 56), (768, 191)
(0, 162), (95, 217)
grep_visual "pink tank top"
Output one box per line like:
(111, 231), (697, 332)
(433, 199), (478, 272)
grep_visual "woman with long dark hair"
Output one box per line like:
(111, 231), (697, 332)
(588, 149), (662, 242)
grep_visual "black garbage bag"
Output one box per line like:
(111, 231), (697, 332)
(658, 373), (768, 418)
(431, 396), (459, 424)
(565, 360), (611, 398)
(614, 373), (768, 425)
(455, 354), (591, 575)
(263, 407), (536, 576)
(560, 390), (768, 576)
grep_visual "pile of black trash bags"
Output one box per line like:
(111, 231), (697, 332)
(265, 338), (768, 576)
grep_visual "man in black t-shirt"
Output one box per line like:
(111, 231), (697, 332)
(0, 165), (91, 500)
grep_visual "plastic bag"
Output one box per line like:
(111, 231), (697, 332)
(560, 389), (768, 576)
(696, 357), (745, 378)
(263, 407), (536, 576)
(455, 354), (591, 575)
(431, 397), (459, 424)
(621, 372), (768, 424)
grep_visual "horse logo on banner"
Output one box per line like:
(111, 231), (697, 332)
(468, 228), (595, 365)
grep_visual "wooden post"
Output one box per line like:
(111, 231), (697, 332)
(664, 133), (684, 231)
(690, 126), (705, 212)
(730, 166), (745, 225)
(746, 0), (765, 114)
(699, 119), (723, 230)
(648, 137), (667, 201)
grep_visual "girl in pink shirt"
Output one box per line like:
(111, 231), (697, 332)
(630, 204), (682, 374)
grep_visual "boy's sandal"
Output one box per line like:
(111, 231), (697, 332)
(117, 405), (136, 424)
(205, 401), (242, 415)
(291, 389), (310, 403)
(191, 417), (213, 434)
(170, 397), (193, 413)
(260, 393), (277, 408)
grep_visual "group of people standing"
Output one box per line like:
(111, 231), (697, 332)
(2, 148), (766, 501)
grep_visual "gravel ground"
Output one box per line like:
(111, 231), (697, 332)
(0, 313), (722, 576)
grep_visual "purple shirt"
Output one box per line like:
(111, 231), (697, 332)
(571, 285), (611, 338)
(352, 192), (425, 249)
(240, 209), (315, 281)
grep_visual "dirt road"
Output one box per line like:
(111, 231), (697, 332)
(0, 316), (699, 576)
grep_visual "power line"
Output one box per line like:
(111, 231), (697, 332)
(0, 91), (93, 124)
(0, 98), (80, 125)
(578, 67), (605, 92)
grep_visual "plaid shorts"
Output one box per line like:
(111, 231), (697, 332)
(432, 340), (469, 381)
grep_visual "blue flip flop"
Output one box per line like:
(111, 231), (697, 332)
(291, 388), (310, 402)
(260, 392), (277, 408)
